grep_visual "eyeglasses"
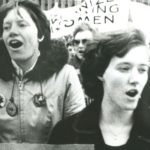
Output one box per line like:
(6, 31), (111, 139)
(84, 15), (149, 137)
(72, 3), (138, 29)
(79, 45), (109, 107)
(73, 39), (90, 46)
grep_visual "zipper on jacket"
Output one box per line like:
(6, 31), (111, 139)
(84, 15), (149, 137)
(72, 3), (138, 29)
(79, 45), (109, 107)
(18, 80), (23, 91)
(18, 78), (25, 142)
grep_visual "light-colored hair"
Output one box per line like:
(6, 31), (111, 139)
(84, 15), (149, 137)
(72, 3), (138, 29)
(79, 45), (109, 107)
(73, 22), (96, 38)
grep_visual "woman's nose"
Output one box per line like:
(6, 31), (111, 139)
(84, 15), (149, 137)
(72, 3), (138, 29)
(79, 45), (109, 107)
(9, 32), (18, 38)
(9, 24), (18, 37)
(128, 69), (139, 85)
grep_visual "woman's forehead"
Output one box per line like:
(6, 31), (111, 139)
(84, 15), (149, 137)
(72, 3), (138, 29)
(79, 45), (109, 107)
(110, 46), (149, 66)
(4, 7), (32, 23)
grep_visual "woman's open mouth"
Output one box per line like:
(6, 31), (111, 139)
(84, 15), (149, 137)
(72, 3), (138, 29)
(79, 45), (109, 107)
(126, 89), (138, 97)
(9, 40), (23, 49)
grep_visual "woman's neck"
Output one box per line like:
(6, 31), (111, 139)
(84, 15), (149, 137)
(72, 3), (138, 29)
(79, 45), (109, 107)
(14, 51), (40, 74)
(100, 96), (134, 126)
(16, 58), (37, 74)
(99, 97), (134, 146)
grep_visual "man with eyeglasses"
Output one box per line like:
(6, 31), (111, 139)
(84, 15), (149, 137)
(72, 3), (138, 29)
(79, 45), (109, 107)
(69, 22), (97, 106)
(69, 23), (96, 70)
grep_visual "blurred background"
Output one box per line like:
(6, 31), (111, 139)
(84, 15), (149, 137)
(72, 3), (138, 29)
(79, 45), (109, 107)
(0, 0), (150, 10)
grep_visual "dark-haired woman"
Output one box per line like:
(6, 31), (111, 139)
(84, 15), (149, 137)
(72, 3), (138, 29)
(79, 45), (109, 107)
(49, 28), (150, 150)
(0, 0), (85, 143)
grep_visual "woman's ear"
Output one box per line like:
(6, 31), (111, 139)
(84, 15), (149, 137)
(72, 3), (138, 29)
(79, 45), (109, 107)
(38, 35), (44, 42)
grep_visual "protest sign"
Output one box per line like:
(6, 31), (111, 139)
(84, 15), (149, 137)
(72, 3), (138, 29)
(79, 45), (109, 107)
(129, 2), (150, 44)
(44, 0), (130, 38)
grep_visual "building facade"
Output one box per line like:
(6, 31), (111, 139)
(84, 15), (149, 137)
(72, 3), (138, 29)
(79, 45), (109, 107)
(1, 0), (150, 10)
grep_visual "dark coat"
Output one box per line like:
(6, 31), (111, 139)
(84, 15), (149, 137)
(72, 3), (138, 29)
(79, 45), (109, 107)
(49, 101), (150, 150)
(136, 70), (150, 138)
(68, 55), (82, 70)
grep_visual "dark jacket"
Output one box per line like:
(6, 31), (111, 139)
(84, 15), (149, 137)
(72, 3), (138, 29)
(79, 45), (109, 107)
(49, 101), (150, 150)
(136, 70), (150, 138)
(68, 55), (82, 70)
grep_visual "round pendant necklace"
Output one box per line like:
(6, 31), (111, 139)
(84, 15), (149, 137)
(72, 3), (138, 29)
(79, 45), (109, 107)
(5, 76), (46, 116)
(33, 81), (46, 107)
(6, 97), (18, 117)
(6, 79), (18, 117)
(33, 93), (46, 107)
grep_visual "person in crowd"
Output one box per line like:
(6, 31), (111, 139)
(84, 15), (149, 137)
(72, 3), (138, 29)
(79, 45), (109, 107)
(0, 0), (85, 143)
(49, 28), (150, 150)
(64, 35), (75, 63)
(69, 23), (97, 105)
(136, 44), (150, 138)
(69, 22), (97, 70)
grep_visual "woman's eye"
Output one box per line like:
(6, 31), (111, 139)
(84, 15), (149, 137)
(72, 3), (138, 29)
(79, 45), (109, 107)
(138, 68), (148, 73)
(3, 25), (10, 31)
(18, 21), (28, 27)
(119, 66), (130, 72)
(19, 23), (26, 27)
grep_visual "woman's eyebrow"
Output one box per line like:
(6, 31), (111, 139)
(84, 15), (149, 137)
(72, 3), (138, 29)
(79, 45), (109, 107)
(117, 61), (149, 66)
(3, 21), (11, 25)
(116, 62), (130, 66)
(139, 63), (150, 67)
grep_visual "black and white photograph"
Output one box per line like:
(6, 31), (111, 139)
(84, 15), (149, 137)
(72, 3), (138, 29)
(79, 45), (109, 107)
(0, 0), (150, 149)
